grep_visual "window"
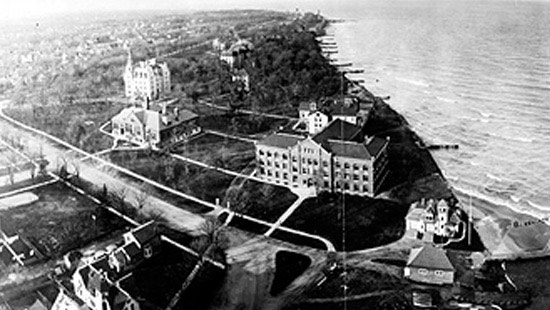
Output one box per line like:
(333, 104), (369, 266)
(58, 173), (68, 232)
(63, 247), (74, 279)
(353, 184), (359, 191)
(275, 162), (280, 168)
(282, 154), (288, 160)
(353, 164), (359, 170)
(283, 173), (288, 179)
(435, 270), (444, 277)
(282, 163), (287, 169)
(323, 161), (328, 167)
(363, 165), (369, 171)
(267, 151), (272, 157)
(363, 175), (369, 181)
(267, 160), (271, 166)
(274, 152), (279, 158)
(307, 158), (312, 165)
(292, 166), (298, 172)
(363, 185), (369, 192)
(259, 150), (265, 156)
(344, 163), (350, 169)
(335, 162), (341, 168)
(313, 160), (318, 166)
(323, 181), (330, 188)
(302, 168), (307, 173)
(293, 176), (298, 182)
(275, 172), (279, 178)
(418, 269), (428, 275)
(292, 156), (297, 162)
(353, 174), (359, 181)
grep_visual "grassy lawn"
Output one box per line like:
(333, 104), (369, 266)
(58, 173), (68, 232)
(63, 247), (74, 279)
(283, 192), (408, 251)
(0, 182), (128, 257)
(171, 133), (256, 172)
(4, 101), (122, 153)
(108, 150), (235, 208)
(224, 179), (298, 222)
(226, 215), (269, 235)
(198, 111), (290, 137)
(306, 268), (404, 299)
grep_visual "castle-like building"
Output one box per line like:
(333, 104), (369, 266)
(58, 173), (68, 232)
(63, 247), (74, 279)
(123, 50), (170, 102)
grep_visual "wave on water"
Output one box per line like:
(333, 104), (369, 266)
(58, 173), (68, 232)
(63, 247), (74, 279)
(394, 76), (431, 88)
(453, 185), (549, 219)
(486, 173), (503, 182)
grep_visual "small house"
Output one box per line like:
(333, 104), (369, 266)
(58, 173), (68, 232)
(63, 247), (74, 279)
(404, 244), (455, 285)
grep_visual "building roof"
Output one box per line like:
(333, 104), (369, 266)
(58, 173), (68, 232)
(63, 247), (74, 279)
(407, 245), (455, 271)
(312, 119), (362, 147)
(365, 136), (388, 158)
(321, 97), (359, 117)
(299, 101), (312, 111)
(257, 133), (305, 149)
(406, 207), (425, 222)
(130, 222), (157, 247)
(327, 140), (371, 160)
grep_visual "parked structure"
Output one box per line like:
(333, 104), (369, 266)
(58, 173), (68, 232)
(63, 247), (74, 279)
(404, 244), (455, 285)
(405, 198), (461, 241)
(123, 50), (170, 102)
(111, 99), (200, 148)
(255, 119), (389, 197)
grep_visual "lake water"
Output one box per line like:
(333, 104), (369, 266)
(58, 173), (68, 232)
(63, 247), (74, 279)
(326, 0), (550, 216)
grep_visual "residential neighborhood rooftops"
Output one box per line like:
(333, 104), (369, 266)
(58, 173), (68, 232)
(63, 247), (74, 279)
(407, 244), (455, 271)
(257, 133), (305, 148)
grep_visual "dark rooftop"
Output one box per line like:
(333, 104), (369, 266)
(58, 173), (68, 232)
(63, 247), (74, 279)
(407, 244), (455, 271)
(312, 119), (362, 147)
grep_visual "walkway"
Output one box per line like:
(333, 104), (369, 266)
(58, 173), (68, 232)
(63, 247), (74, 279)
(264, 187), (315, 236)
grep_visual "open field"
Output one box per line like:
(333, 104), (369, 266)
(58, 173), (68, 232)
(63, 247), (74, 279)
(4, 101), (122, 153)
(224, 179), (298, 222)
(107, 149), (235, 209)
(283, 192), (407, 251)
(0, 182), (129, 257)
(171, 132), (256, 172)
(198, 111), (290, 137)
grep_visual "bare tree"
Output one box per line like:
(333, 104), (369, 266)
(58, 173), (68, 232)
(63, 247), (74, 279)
(134, 185), (151, 210)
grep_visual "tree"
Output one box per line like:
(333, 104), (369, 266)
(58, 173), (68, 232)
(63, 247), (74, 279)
(134, 185), (151, 210)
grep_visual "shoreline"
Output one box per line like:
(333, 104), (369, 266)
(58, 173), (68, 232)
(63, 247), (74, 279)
(322, 17), (550, 259)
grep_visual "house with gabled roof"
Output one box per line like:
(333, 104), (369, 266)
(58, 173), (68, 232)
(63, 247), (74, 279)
(67, 222), (197, 310)
(297, 96), (365, 134)
(111, 99), (200, 149)
(256, 118), (389, 196)
(404, 244), (455, 285)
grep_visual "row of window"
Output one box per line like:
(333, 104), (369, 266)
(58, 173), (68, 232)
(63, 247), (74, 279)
(417, 269), (446, 277)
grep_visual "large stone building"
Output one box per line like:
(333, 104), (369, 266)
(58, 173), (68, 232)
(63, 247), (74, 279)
(111, 99), (200, 148)
(255, 119), (389, 197)
(123, 51), (170, 101)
